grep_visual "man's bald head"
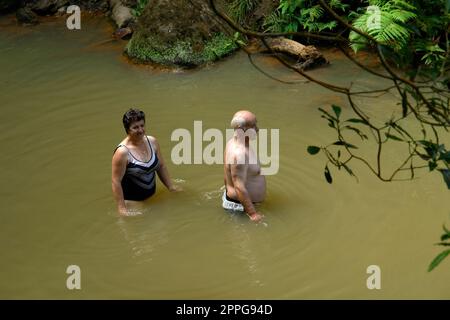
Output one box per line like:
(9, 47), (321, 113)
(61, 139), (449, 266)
(230, 110), (257, 130)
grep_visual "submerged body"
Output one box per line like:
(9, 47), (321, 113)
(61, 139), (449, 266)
(114, 135), (160, 201)
(112, 109), (179, 216)
(223, 110), (266, 222)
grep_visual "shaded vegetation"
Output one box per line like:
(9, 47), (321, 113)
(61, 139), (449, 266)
(126, 32), (237, 66)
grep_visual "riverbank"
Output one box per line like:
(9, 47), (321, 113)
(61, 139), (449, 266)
(4, 11), (364, 76)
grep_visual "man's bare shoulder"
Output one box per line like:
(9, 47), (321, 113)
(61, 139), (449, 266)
(225, 141), (246, 166)
(226, 140), (245, 154)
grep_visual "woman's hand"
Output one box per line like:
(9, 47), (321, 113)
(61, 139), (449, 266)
(169, 185), (183, 192)
(118, 207), (128, 216)
(118, 207), (143, 217)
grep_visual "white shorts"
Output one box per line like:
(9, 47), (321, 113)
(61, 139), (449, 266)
(222, 192), (244, 212)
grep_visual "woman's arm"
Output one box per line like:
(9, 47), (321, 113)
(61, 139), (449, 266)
(112, 147), (128, 215)
(149, 136), (180, 192)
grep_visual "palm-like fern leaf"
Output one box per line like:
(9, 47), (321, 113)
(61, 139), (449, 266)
(349, 0), (417, 51)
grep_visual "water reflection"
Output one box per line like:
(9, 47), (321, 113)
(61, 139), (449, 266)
(201, 185), (267, 288)
(225, 212), (266, 288)
(116, 210), (169, 264)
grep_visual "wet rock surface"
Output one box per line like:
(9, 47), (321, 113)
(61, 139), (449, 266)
(125, 0), (237, 67)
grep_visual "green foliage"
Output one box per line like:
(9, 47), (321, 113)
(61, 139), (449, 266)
(203, 33), (240, 61)
(349, 0), (417, 51)
(348, 0), (449, 78)
(416, 140), (450, 173)
(307, 104), (449, 186)
(428, 225), (450, 271)
(263, 0), (348, 34)
(132, 0), (150, 17)
(125, 33), (237, 66)
(228, 0), (259, 26)
(263, 11), (284, 33)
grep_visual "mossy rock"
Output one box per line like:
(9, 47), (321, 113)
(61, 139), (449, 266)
(125, 0), (238, 67)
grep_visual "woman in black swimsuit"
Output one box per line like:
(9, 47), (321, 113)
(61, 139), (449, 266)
(112, 108), (180, 216)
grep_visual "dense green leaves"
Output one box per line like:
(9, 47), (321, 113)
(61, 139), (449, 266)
(132, 0), (149, 17)
(263, 0), (348, 33)
(349, 0), (417, 51)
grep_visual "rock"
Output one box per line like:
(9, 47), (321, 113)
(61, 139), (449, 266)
(63, 0), (109, 12)
(121, 0), (137, 7)
(0, 0), (18, 13)
(109, 0), (133, 28)
(125, 0), (237, 67)
(114, 27), (133, 39)
(16, 7), (39, 25)
(56, 6), (67, 16)
(28, 0), (69, 15)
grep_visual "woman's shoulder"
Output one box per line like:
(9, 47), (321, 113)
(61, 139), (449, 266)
(146, 135), (159, 148)
(113, 141), (129, 157)
(115, 144), (128, 152)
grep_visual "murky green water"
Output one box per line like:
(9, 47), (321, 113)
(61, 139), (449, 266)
(0, 15), (449, 299)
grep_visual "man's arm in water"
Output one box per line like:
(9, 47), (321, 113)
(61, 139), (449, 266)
(230, 162), (263, 222)
(112, 147), (128, 216)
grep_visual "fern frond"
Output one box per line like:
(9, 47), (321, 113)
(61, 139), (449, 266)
(329, 0), (349, 11)
(350, 2), (414, 50)
(349, 31), (369, 52)
(391, 0), (417, 11)
(318, 20), (338, 31)
(303, 5), (324, 21)
(390, 9), (416, 23)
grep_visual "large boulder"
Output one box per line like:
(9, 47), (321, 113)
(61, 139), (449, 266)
(109, 0), (134, 28)
(125, 0), (238, 67)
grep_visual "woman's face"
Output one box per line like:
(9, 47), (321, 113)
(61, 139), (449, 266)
(128, 120), (146, 138)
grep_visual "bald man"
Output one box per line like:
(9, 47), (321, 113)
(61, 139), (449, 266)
(223, 111), (266, 222)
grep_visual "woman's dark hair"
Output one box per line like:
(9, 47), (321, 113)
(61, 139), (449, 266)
(123, 108), (145, 133)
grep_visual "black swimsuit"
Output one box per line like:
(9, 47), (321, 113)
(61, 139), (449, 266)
(114, 137), (160, 201)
